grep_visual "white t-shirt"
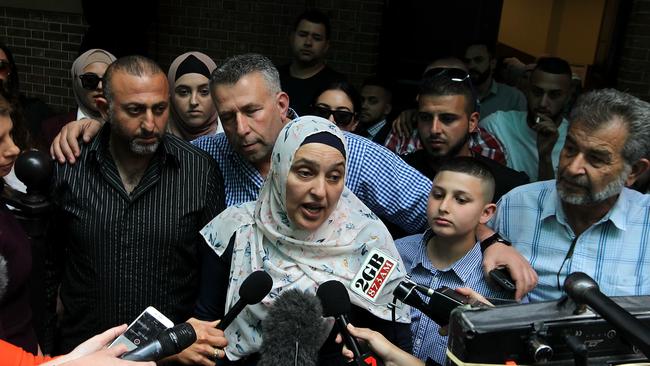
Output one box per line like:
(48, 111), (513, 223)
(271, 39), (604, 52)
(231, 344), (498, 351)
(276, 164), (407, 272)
(480, 111), (568, 182)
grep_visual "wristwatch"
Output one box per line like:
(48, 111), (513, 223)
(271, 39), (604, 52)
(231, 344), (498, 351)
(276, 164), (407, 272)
(480, 232), (511, 252)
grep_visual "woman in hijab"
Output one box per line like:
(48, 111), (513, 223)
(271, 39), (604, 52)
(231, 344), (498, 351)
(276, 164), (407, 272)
(41, 49), (115, 148)
(167, 51), (221, 140)
(193, 116), (411, 365)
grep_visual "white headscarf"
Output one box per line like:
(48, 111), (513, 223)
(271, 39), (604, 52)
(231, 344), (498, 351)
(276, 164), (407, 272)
(200, 116), (409, 360)
(71, 49), (115, 119)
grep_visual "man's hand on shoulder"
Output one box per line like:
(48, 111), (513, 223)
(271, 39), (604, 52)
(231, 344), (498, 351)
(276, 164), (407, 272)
(50, 118), (103, 164)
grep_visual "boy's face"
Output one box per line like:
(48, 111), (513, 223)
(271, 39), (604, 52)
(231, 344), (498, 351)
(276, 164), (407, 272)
(427, 171), (495, 239)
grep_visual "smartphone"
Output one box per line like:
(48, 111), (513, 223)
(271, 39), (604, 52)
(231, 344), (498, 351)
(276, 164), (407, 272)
(489, 266), (517, 293)
(108, 306), (174, 351)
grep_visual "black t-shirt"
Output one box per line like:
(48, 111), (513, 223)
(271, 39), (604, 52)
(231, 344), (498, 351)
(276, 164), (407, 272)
(402, 151), (530, 203)
(278, 64), (347, 116)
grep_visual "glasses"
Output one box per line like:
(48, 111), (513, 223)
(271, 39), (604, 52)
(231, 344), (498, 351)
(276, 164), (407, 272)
(0, 60), (10, 76)
(79, 73), (104, 90)
(422, 67), (479, 113)
(423, 67), (471, 82)
(311, 105), (355, 126)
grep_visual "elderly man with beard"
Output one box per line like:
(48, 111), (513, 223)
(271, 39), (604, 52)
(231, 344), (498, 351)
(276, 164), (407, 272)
(490, 88), (650, 302)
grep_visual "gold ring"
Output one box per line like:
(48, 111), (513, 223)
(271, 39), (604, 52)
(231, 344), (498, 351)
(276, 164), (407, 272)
(213, 347), (223, 360)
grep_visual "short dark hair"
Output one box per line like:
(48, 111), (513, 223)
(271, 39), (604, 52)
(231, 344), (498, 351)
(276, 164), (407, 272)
(465, 41), (496, 59)
(418, 68), (477, 115)
(293, 9), (331, 39)
(103, 55), (165, 104)
(437, 156), (496, 203)
(313, 80), (361, 114)
(534, 57), (572, 77)
(361, 76), (393, 101)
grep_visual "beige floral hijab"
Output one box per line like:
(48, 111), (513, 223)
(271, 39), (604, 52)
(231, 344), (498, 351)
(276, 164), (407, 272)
(200, 116), (409, 360)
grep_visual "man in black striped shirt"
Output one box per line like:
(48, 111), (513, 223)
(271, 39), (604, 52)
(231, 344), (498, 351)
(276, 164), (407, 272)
(46, 55), (226, 353)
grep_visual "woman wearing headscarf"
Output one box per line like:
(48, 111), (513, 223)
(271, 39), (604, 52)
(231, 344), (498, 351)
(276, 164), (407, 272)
(40, 49), (115, 148)
(167, 51), (222, 141)
(192, 116), (411, 365)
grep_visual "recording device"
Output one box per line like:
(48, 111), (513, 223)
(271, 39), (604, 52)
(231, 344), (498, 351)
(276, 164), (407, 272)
(217, 270), (273, 331)
(393, 279), (479, 326)
(488, 266), (516, 293)
(446, 277), (650, 365)
(317, 280), (385, 366)
(120, 322), (196, 361)
(109, 306), (174, 351)
(258, 289), (331, 366)
(565, 272), (650, 357)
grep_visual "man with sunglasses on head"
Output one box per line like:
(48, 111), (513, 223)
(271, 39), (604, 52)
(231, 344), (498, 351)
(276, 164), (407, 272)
(480, 57), (572, 182)
(385, 58), (507, 164)
(403, 67), (529, 203)
(490, 88), (650, 302)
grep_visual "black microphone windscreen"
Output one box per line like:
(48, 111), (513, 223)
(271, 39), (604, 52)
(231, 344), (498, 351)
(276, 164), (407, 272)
(316, 280), (351, 317)
(258, 289), (330, 366)
(157, 322), (197, 354)
(239, 270), (273, 304)
(564, 272), (599, 303)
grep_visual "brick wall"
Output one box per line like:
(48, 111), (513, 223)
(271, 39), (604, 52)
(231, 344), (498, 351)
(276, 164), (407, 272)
(0, 6), (86, 113)
(0, 1), (384, 114)
(617, 0), (650, 101)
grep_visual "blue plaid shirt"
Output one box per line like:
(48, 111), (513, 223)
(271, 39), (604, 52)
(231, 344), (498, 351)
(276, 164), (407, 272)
(491, 180), (650, 302)
(395, 230), (514, 365)
(192, 124), (432, 234)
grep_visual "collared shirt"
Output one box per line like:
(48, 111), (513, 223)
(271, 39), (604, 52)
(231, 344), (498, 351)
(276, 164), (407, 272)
(366, 119), (387, 140)
(49, 124), (225, 352)
(481, 111), (568, 181)
(479, 81), (527, 119)
(490, 180), (650, 302)
(395, 230), (514, 365)
(192, 127), (431, 234)
(384, 127), (506, 164)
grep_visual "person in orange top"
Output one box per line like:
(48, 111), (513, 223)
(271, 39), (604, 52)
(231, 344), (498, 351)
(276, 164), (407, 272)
(1, 324), (154, 366)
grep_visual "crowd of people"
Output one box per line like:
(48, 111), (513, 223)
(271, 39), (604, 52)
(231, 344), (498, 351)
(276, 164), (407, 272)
(1, 7), (650, 366)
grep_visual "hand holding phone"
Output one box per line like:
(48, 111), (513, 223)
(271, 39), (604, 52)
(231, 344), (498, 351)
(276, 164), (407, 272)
(108, 306), (174, 351)
(489, 266), (517, 293)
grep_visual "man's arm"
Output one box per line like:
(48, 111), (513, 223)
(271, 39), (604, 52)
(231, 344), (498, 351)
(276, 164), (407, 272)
(482, 194), (538, 301)
(345, 133), (431, 234)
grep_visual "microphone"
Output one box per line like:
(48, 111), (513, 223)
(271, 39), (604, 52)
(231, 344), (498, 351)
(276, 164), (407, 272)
(258, 289), (331, 366)
(121, 322), (196, 361)
(217, 270), (273, 330)
(393, 280), (480, 326)
(564, 272), (650, 357)
(317, 280), (385, 366)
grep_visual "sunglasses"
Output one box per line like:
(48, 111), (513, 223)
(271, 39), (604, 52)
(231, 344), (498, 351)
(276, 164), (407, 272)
(312, 105), (355, 126)
(423, 67), (471, 82)
(0, 60), (10, 75)
(79, 73), (104, 90)
(422, 67), (479, 113)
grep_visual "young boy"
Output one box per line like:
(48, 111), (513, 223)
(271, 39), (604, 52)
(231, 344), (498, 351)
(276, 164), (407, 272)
(395, 156), (515, 365)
